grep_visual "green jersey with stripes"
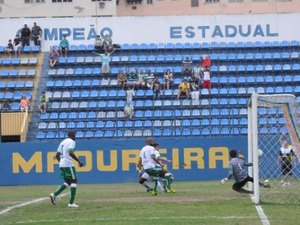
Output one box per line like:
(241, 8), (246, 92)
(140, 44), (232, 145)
(57, 138), (76, 167)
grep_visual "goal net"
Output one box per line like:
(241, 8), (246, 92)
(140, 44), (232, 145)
(248, 93), (300, 204)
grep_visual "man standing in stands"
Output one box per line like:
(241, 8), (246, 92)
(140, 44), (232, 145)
(21, 24), (31, 46)
(31, 22), (42, 46)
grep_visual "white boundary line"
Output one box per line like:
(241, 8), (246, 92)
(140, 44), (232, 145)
(12, 216), (258, 224)
(0, 193), (68, 216)
(251, 196), (271, 225)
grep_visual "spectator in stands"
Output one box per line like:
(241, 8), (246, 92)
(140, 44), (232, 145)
(1, 101), (11, 111)
(59, 35), (69, 57)
(152, 75), (161, 99)
(135, 69), (146, 89)
(182, 56), (193, 77)
(21, 24), (31, 46)
(31, 22), (42, 46)
(190, 75), (200, 100)
(13, 35), (22, 56)
(94, 49), (115, 80)
(176, 78), (190, 99)
(124, 102), (134, 119)
(117, 69), (128, 89)
(144, 69), (154, 89)
(201, 56), (212, 70)
(103, 34), (114, 53)
(193, 63), (202, 81)
(19, 95), (30, 112)
(93, 35), (104, 54)
(38, 91), (48, 113)
(49, 47), (60, 67)
(202, 67), (212, 93)
(5, 39), (14, 57)
(126, 86), (135, 104)
(164, 69), (173, 90)
(127, 69), (138, 88)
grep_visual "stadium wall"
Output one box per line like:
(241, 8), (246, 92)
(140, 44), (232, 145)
(0, 13), (299, 51)
(0, 137), (247, 185)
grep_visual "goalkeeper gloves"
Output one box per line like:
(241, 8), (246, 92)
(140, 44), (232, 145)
(220, 178), (228, 185)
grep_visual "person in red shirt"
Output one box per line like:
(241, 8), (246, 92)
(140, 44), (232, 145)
(201, 56), (211, 69)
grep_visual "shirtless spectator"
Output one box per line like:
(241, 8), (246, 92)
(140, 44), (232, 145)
(164, 69), (173, 89)
(103, 34), (114, 53)
(117, 69), (128, 89)
(31, 22), (42, 46)
(21, 24), (31, 46)
(49, 47), (60, 67)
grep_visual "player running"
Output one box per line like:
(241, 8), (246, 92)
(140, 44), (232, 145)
(49, 131), (83, 208)
(220, 149), (270, 194)
(138, 138), (175, 196)
(138, 143), (173, 193)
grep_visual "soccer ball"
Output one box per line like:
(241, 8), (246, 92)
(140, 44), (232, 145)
(258, 149), (264, 157)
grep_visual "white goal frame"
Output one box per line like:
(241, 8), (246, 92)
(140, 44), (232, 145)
(248, 92), (298, 204)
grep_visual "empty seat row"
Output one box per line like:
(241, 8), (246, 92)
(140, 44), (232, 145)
(212, 75), (300, 84)
(37, 117), (251, 131)
(210, 63), (300, 73)
(0, 57), (38, 65)
(209, 52), (299, 61)
(0, 91), (32, 100)
(40, 108), (248, 121)
(0, 80), (34, 89)
(0, 69), (36, 77)
(35, 126), (250, 140)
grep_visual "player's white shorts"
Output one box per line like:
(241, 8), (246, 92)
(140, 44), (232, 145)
(141, 172), (150, 180)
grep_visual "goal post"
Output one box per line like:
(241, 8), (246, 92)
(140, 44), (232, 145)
(248, 93), (300, 204)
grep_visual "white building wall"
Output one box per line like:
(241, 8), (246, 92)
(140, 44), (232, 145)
(0, 0), (116, 18)
(0, 13), (299, 51)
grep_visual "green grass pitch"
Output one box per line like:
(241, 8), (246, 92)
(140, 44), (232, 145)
(0, 181), (299, 225)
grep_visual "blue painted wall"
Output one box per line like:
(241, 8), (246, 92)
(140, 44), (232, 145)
(0, 137), (247, 185)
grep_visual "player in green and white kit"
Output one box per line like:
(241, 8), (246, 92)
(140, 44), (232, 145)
(49, 131), (83, 208)
(138, 138), (174, 195)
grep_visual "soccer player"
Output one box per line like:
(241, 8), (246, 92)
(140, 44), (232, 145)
(138, 138), (174, 195)
(138, 143), (173, 193)
(221, 149), (270, 194)
(277, 140), (295, 186)
(49, 131), (83, 208)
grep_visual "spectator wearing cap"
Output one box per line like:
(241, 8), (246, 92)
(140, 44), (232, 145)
(59, 35), (69, 57)
(31, 22), (42, 46)
(176, 78), (190, 99)
(21, 24), (31, 46)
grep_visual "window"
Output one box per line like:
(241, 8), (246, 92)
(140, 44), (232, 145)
(25, 0), (45, 3)
(52, 0), (72, 2)
(229, 0), (243, 2)
(147, 0), (153, 4)
(92, 0), (112, 2)
(253, 0), (268, 2)
(191, 0), (199, 7)
(205, 0), (220, 3)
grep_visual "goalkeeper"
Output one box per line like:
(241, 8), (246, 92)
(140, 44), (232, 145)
(221, 149), (270, 193)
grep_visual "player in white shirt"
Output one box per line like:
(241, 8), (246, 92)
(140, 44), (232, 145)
(137, 138), (175, 195)
(49, 131), (83, 208)
(138, 143), (173, 192)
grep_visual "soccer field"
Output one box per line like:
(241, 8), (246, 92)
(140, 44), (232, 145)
(0, 181), (299, 225)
